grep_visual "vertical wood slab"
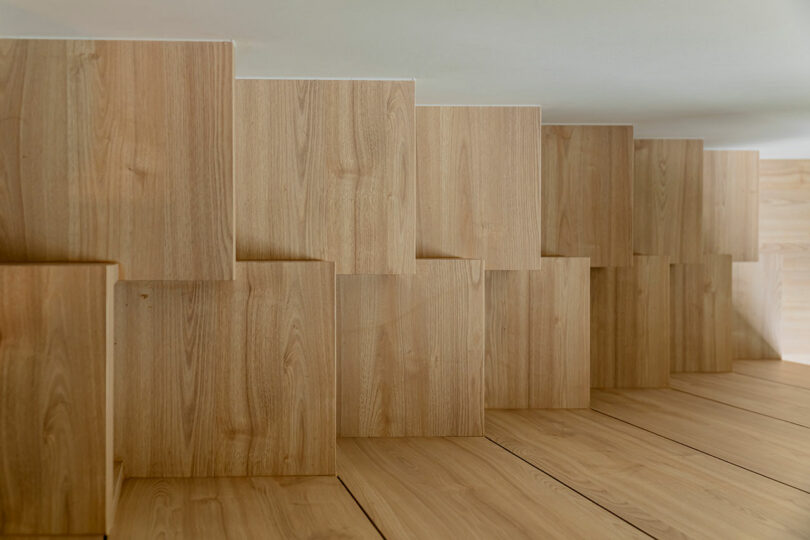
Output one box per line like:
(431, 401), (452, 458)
(591, 256), (670, 387)
(759, 159), (810, 252)
(115, 262), (335, 476)
(0, 39), (234, 280)
(338, 259), (484, 436)
(781, 253), (810, 363)
(633, 139), (703, 264)
(732, 254), (782, 359)
(702, 150), (759, 261)
(236, 79), (415, 274)
(542, 125), (633, 267)
(415, 107), (542, 270)
(485, 258), (590, 408)
(0, 263), (117, 535)
(670, 254), (732, 372)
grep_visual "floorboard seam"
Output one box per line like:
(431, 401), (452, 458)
(337, 475), (388, 540)
(732, 370), (810, 391)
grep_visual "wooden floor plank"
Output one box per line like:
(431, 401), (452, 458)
(487, 409), (810, 539)
(337, 437), (645, 539)
(109, 477), (379, 539)
(734, 360), (810, 390)
(591, 389), (810, 492)
(670, 372), (810, 427)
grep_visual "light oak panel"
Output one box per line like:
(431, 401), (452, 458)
(236, 79), (415, 274)
(0, 39), (234, 280)
(633, 139), (703, 263)
(542, 125), (633, 267)
(734, 360), (810, 390)
(416, 106), (542, 270)
(0, 264), (117, 535)
(338, 259), (484, 436)
(110, 477), (379, 539)
(590, 255), (670, 388)
(115, 262), (335, 476)
(732, 254), (782, 359)
(702, 150), (759, 261)
(337, 437), (644, 539)
(781, 253), (810, 362)
(670, 254), (732, 372)
(487, 409), (810, 539)
(486, 258), (590, 408)
(592, 389), (810, 492)
(759, 159), (810, 252)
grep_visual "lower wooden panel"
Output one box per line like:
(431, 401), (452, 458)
(591, 389), (810, 491)
(734, 360), (810, 389)
(487, 409), (810, 539)
(109, 477), (378, 539)
(337, 259), (484, 436)
(486, 258), (590, 408)
(0, 264), (117, 535)
(782, 253), (810, 362)
(115, 262), (335, 476)
(337, 438), (644, 538)
(732, 254), (782, 359)
(590, 255), (670, 388)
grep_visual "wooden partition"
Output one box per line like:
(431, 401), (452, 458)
(115, 262), (335, 477)
(0, 39), (234, 280)
(486, 258), (590, 408)
(0, 263), (117, 535)
(732, 254), (782, 359)
(337, 259), (484, 436)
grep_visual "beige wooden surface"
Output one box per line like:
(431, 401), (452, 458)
(732, 254), (782, 359)
(759, 159), (810, 252)
(734, 360), (810, 389)
(781, 253), (810, 363)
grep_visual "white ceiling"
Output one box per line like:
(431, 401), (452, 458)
(3, 0), (809, 158)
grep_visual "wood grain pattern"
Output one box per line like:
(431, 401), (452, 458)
(337, 437), (644, 539)
(732, 254), (782, 359)
(0, 263), (117, 535)
(759, 159), (810, 253)
(781, 253), (810, 363)
(485, 258), (590, 408)
(542, 125), (633, 267)
(670, 372), (810, 427)
(415, 106), (542, 270)
(487, 409), (810, 539)
(337, 259), (484, 436)
(670, 254), (732, 372)
(0, 39), (234, 280)
(735, 360), (810, 389)
(634, 139), (704, 264)
(115, 262), (335, 476)
(236, 79), (415, 274)
(702, 150), (759, 261)
(591, 389), (810, 492)
(110, 477), (379, 539)
(590, 255), (670, 388)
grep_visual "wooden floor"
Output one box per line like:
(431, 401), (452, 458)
(109, 360), (810, 539)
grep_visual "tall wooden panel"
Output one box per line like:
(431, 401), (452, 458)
(486, 258), (590, 408)
(115, 262), (335, 477)
(542, 125), (633, 267)
(0, 39), (234, 280)
(702, 150), (759, 261)
(634, 139), (703, 263)
(415, 107), (542, 270)
(0, 263), (117, 535)
(781, 253), (810, 363)
(759, 160), (810, 252)
(670, 254), (732, 372)
(338, 259), (484, 436)
(591, 255), (670, 388)
(732, 254), (782, 359)
(236, 79), (414, 274)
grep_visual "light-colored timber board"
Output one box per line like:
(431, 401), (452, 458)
(734, 360), (810, 390)
(591, 388), (810, 492)
(732, 255), (782, 359)
(337, 437), (645, 539)
(487, 409), (810, 539)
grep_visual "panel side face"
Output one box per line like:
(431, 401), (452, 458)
(633, 139), (703, 264)
(590, 267), (617, 388)
(732, 254), (782, 359)
(759, 159), (810, 252)
(781, 253), (810, 361)
(702, 254), (732, 371)
(338, 259), (484, 436)
(115, 261), (335, 476)
(0, 264), (111, 535)
(670, 263), (703, 372)
(702, 150), (759, 262)
(529, 258), (590, 407)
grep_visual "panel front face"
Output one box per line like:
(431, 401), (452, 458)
(115, 262), (335, 476)
(634, 139), (703, 264)
(0, 39), (234, 280)
(236, 79), (415, 274)
(759, 160), (810, 252)
(338, 259), (485, 436)
(416, 107), (542, 270)
(542, 125), (633, 268)
(0, 264), (116, 535)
